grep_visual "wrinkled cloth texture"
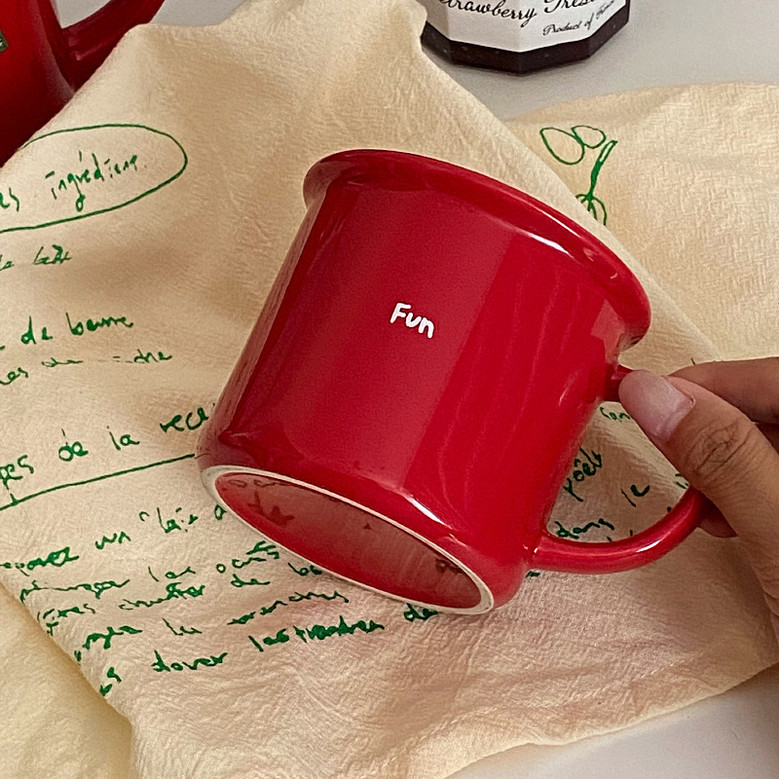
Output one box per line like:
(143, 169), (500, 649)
(0, 1), (777, 777)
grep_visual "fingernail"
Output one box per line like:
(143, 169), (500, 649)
(618, 370), (695, 443)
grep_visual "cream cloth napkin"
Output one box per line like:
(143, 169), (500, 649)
(0, 1), (777, 777)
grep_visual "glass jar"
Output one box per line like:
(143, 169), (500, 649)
(419, 0), (630, 73)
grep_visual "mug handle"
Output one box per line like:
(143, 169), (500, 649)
(532, 365), (707, 574)
(60, 0), (166, 88)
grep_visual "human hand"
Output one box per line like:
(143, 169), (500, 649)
(618, 358), (779, 643)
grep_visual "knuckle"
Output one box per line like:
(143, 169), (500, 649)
(678, 416), (759, 486)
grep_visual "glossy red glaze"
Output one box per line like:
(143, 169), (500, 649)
(198, 149), (704, 613)
(0, 0), (164, 165)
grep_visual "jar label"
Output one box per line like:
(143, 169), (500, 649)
(422, 0), (627, 53)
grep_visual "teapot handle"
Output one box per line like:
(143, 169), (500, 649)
(60, 0), (165, 88)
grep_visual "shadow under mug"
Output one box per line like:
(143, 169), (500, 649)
(197, 149), (705, 614)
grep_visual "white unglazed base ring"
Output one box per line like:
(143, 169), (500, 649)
(201, 464), (494, 615)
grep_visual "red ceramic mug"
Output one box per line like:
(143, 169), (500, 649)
(0, 0), (165, 166)
(198, 149), (705, 614)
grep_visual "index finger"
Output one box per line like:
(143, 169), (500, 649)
(671, 357), (779, 424)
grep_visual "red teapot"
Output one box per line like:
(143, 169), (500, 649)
(0, 0), (165, 166)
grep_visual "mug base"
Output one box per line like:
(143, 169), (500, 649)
(201, 465), (494, 614)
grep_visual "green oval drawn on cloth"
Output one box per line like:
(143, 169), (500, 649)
(0, 123), (188, 235)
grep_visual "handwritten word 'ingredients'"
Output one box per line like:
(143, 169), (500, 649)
(45, 150), (139, 213)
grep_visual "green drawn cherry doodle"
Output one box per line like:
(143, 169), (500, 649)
(540, 124), (617, 226)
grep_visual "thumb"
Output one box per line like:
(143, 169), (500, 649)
(618, 370), (779, 598)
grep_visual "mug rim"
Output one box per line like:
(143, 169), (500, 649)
(201, 464), (495, 615)
(304, 148), (651, 342)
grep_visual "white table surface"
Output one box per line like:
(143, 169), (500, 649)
(58, 1), (779, 776)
